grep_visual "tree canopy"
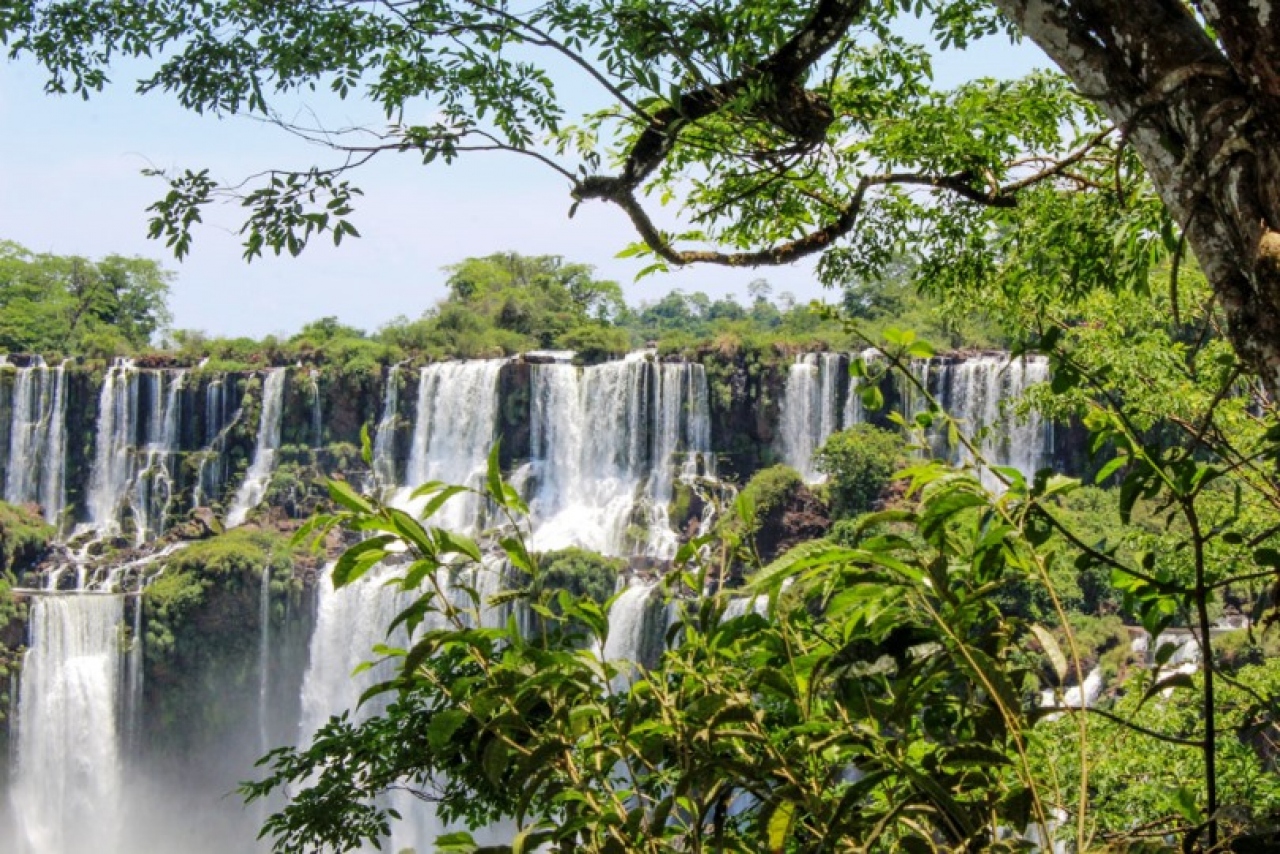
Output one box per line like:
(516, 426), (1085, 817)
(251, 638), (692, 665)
(0, 241), (172, 354)
(5, 1), (1279, 391)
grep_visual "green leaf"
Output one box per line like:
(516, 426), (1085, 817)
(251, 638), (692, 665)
(486, 441), (504, 504)
(332, 534), (394, 586)
(433, 830), (479, 853)
(328, 479), (374, 514)
(428, 709), (469, 752)
(417, 485), (471, 522)
(360, 422), (374, 466)
(1030, 624), (1067, 684)
(482, 737), (508, 786)
(766, 799), (796, 853)
(1173, 785), (1200, 823)
(436, 529), (483, 562)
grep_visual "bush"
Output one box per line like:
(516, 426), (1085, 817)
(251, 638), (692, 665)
(739, 464), (805, 528)
(555, 324), (632, 364)
(813, 424), (906, 520)
(537, 548), (625, 606)
(145, 529), (301, 662)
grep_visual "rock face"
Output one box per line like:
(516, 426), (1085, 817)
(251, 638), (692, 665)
(0, 349), (1071, 549)
(754, 481), (831, 565)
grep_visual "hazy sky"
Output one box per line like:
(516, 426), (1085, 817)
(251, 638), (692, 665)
(0, 18), (1044, 339)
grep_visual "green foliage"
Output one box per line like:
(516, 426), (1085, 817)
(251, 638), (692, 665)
(715, 465), (809, 559)
(0, 241), (172, 353)
(144, 529), (300, 666)
(250, 455), (1130, 853)
(813, 423), (907, 520)
(1031, 665), (1280, 843)
(738, 465), (804, 523)
(535, 548), (623, 606)
(842, 258), (1008, 350)
(0, 501), (54, 576)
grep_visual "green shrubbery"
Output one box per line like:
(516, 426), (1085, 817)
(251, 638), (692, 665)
(536, 548), (624, 606)
(144, 529), (301, 666)
(813, 424), (907, 520)
(0, 501), (54, 576)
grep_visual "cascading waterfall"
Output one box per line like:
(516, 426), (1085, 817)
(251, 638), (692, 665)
(643, 362), (715, 558)
(3, 357), (68, 528)
(11, 594), (126, 854)
(192, 376), (242, 510)
(777, 353), (846, 481)
(132, 371), (185, 544)
(0, 350), (1071, 853)
(83, 366), (188, 541)
(601, 581), (668, 686)
(308, 370), (323, 448)
(398, 360), (505, 531)
(923, 354), (1051, 487)
(258, 566), (272, 765)
(528, 354), (713, 557)
(298, 563), (511, 852)
(226, 368), (287, 528)
(371, 364), (400, 489)
(85, 360), (140, 535)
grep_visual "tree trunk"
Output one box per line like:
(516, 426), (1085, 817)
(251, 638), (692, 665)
(992, 0), (1280, 398)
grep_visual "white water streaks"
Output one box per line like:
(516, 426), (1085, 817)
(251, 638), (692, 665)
(777, 353), (847, 482)
(298, 561), (513, 852)
(133, 370), (186, 544)
(370, 364), (401, 489)
(397, 360), (505, 532)
(84, 363), (187, 541)
(3, 357), (68, 528)
(528, 355), (714, 558)
(226, 368), (287, 528)
(919, 354), (1052, 488)
(12, 594), (126, 854)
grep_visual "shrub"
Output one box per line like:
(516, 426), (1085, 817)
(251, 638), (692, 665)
(537, 548), (624, 606)
(814, 424), (907, 520)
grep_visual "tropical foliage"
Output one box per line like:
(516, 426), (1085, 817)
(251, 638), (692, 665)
(0, 241), (172, 354)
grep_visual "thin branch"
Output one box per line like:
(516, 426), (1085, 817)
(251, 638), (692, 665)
(459, 0), (654, 123)
(1044, 704), (1203, 747)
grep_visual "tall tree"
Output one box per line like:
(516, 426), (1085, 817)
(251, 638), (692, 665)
(0, 241), (172, 352)
(4, 2), (1279, 389)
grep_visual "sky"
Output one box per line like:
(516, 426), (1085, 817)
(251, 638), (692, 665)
(0, 15), (1045, 339)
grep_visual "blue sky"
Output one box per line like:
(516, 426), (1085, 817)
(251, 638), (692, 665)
(0, 18), (1044, 339)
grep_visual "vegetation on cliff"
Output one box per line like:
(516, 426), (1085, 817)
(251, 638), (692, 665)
(0, 501), (54, 576)
(144, 530), (304, 696)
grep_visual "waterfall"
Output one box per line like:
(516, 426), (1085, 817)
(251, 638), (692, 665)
(132, 371), (185, 544)
(11, 594), (126, 854)
(81, 366), (187, 541)
(3, 358), (68, 528)
(928, 355), (1051, 487)
(258, 566), (272, 763)
(644, 362), (715, 558)
(601, 581), (667, 685)
(777, 353), (845, 482)
(226, 368), (287, 528)
(192, 376), (243, 510)
(528, 355), (713, 557)
(123, 595), (144, 756)
(371, 365), (400, 489)
(298, 563), (511, 852)
(398, 360), (504, 532)
(85, 361), (139, 534)
(308, 370), (323, 448)
(842, 348), (879, 429)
